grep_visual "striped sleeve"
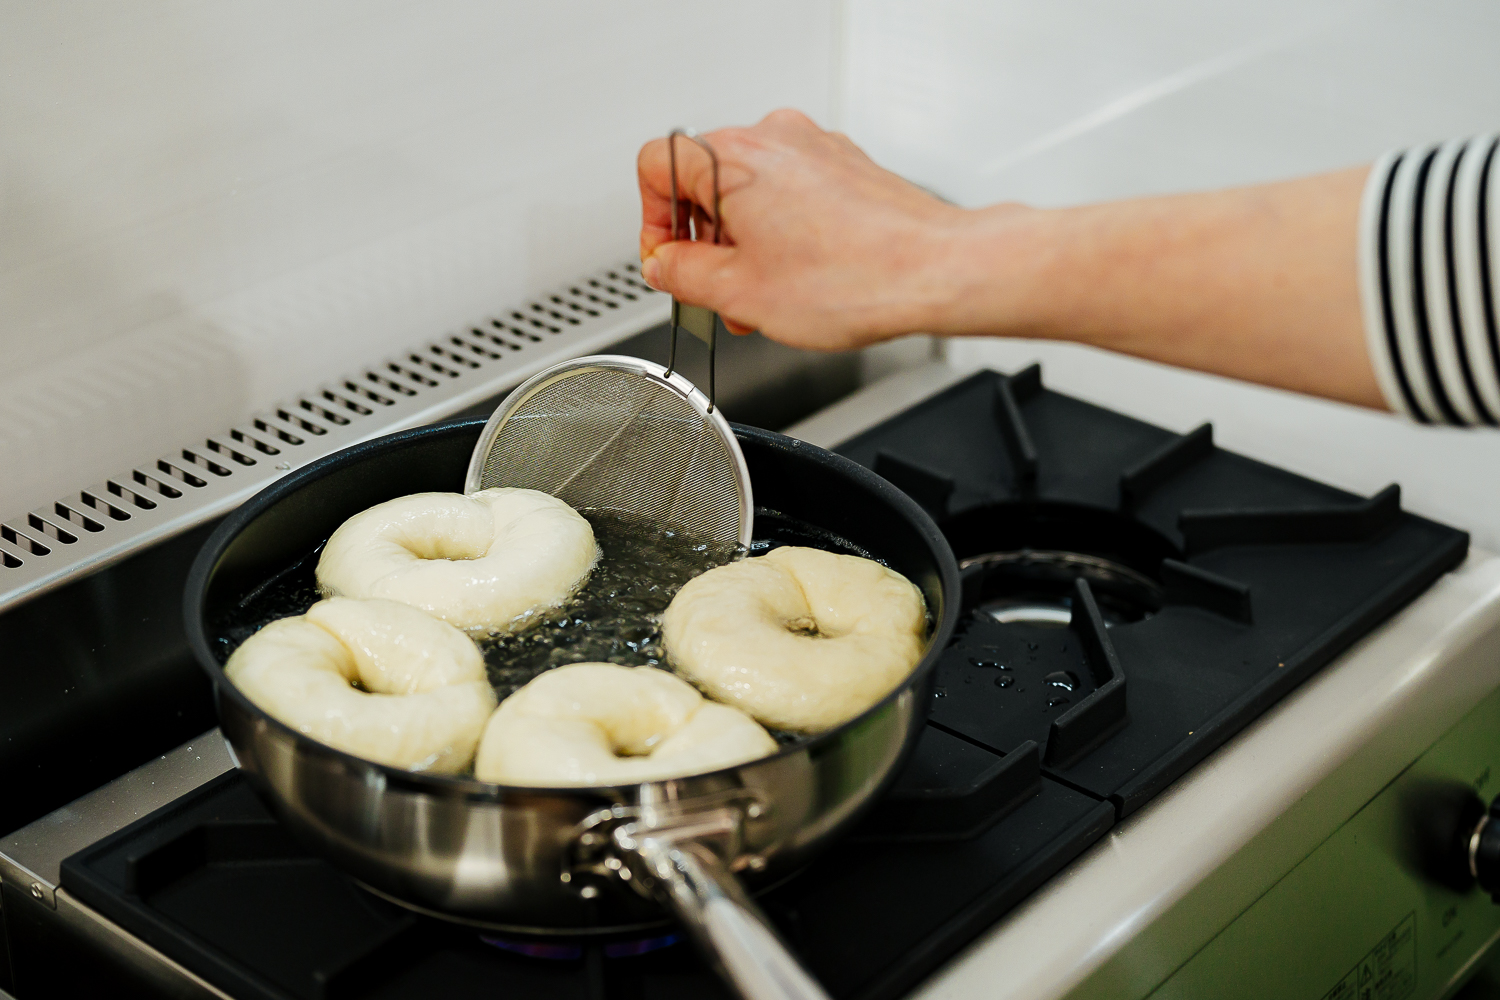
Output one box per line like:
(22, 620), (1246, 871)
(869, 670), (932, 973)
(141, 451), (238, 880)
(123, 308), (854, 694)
(1359, 134), (1500, 425)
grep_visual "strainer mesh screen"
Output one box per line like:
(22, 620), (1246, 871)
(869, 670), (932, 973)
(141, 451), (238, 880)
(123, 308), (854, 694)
(476, 367), (745, 545)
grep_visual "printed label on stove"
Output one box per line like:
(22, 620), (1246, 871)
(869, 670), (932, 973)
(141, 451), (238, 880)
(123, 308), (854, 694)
(1319, 913), (1415, 1000)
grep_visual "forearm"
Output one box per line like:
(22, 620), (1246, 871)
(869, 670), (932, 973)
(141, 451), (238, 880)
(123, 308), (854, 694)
(638, 111), (1495, 420)
(932, 168), (1385, 408)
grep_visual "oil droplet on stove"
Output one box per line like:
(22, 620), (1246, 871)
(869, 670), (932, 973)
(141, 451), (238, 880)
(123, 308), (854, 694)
(969, 658), (1005, 670)
(994, 675), (1014, 688)
(1043, 670), (1079, 693)
(1046, 694), (1070, 708)
(933, 687), (947, 699)
(1027, 642), (1039, 651)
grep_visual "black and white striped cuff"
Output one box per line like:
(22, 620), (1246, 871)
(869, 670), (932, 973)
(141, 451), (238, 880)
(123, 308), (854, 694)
(1359, 135), (1500, 425)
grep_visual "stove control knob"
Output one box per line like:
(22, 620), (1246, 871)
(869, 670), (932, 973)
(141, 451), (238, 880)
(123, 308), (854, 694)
(1407, 783), (1486, 892)
(1472, 797), (1500, 902)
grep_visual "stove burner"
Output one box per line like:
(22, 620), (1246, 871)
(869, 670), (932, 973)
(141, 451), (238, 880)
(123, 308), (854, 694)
(477, 931), (683, 961)
(960, 549), (1163, 626)
(603, 932), (684, 958)
(478, 936), (583, 960)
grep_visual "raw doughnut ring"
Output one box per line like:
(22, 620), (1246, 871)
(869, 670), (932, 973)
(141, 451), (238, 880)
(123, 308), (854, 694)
(473, 663), (776, 785)
(316, 488), (597, 632)
(225, 597), (497, 772)
(662, 546), (927, 733)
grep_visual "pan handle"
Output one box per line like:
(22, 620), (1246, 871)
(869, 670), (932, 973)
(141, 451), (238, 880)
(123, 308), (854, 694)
(615, 810), (831, 1000)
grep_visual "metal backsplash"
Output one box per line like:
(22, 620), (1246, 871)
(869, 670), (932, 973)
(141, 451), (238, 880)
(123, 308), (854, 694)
(0, 263), (668, 614)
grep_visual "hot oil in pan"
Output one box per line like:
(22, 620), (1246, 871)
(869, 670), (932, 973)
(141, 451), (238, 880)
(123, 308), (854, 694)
(213, 552), (323, 661)
(211, 507), (871, 748)
(478, 508), (870, 747)
(477, 510), (732, 698)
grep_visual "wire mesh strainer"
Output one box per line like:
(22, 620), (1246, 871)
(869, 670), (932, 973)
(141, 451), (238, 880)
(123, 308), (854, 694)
(463, 132), (752, 548)
(463, 355), (751, 547)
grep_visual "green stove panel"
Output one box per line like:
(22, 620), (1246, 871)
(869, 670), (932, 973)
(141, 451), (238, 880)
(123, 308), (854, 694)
(1151, 685), (1500, 999)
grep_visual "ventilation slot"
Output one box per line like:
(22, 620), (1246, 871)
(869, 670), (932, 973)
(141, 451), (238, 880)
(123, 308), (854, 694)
(54, 502), (104, 532)
(108, 480), (159, 509)
(551, 294), (599, 318)
(321, 390), (373, 416)
(253, 419), (304, 446)
(588, 277), (638, 303)
(27, 514), (77, 545)
(345, 379), (398, 405)
(450, 335), (502, 361)
(231, 429), (281, 455)
(274, 409), (329, 436)
(298, 399), (351, 426)
(427, 344), (482, 369)
(385, 363), (439, 388)
(492, 319), (542, 343)
(609, 265), (653, 293)
(181, 449), (233, 477)
(80, 492), (132, 521)
(202, 440), (255, 467)
(0, 552), (18, 569)
(473, 327), (523, 351)
(131, 470), (182, 499)
(530, 302), (580, 326)
(510, 311), (560, 336)
(570, 286), (620, 310)
(156, 460), (208, 489)
(2, 524), (51, 556)
(362, 371), (418, 397)
(406, 353), (462, 379)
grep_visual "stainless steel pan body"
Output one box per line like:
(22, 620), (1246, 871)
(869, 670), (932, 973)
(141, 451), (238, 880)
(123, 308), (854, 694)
(184, 419), (960, 996)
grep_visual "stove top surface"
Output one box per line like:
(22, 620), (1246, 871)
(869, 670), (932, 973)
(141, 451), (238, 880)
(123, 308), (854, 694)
(836, 367), (1468, 817)
(46, 366), (1473, 1000)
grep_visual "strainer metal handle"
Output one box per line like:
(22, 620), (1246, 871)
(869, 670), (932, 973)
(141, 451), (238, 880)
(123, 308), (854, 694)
(666, 128), (723, 412)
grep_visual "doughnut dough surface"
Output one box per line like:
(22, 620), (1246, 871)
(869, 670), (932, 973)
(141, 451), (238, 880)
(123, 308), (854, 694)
(316, 488), (597, 632)
(662, 546), (926, 733)
(474, 663), (776, 786)
(225, 597), (496, 772)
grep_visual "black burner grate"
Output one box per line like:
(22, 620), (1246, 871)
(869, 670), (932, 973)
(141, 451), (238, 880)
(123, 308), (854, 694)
(838, 368), (1468, 816)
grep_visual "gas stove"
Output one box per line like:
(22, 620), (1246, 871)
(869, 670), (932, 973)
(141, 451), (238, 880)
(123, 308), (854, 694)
(5, 361), (1500, 1000)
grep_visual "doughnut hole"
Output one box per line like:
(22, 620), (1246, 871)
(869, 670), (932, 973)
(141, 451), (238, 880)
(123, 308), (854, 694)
(306, 597), (486, 693)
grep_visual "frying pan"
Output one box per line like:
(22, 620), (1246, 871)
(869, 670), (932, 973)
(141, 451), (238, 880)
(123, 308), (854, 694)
(184, 417), (961, 1000)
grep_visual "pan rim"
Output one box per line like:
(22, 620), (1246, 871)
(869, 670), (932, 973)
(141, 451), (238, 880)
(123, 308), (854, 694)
(184, 417), (961, 801)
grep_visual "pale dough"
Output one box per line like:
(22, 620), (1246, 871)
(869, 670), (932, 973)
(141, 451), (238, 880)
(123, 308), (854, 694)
(225, 597), (496, 773)
(661, 546), (926, 733)
(473, 663), (776, 785)
(315, 488), (597, 632)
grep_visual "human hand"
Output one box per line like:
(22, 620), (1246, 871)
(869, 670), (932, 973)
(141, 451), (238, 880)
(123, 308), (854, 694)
(637, 109), (1007, 351)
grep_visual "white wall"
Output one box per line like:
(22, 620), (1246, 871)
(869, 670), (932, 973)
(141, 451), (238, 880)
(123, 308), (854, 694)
(841, 0), (1500, 550)
(0, 2), (835, 520)
(843, 0), (1500, 207)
